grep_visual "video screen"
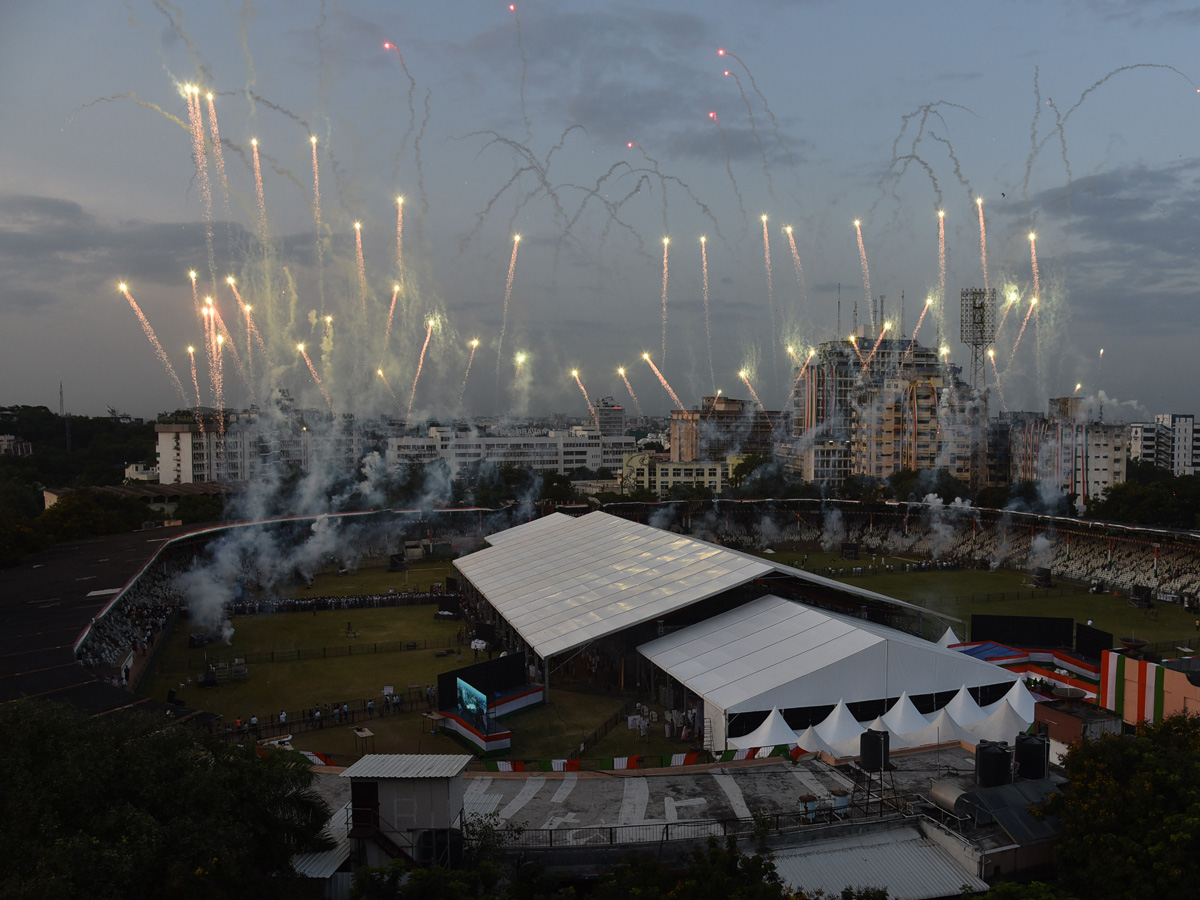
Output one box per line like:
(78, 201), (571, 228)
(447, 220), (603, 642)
(457, 677), (489, 734)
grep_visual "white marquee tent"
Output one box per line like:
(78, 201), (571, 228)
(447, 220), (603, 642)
(639, 594), (1018, 750)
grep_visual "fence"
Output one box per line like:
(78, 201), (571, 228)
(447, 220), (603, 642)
(160, 635), (460, 674)
(210, 689), (439, 743)
(569, 702), (634, 759)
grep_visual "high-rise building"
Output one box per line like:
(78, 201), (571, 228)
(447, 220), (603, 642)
(669, 395), (781, 463)
(785, 333), (981, 489)
(593, 396), (627, 437)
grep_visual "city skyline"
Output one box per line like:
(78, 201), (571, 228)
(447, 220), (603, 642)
(2, 1), (1199, 421)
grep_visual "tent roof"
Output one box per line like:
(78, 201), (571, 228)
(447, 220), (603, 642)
(453, 511), (774, 658)
(981, 680), (1037, 721)
(882, 691), (931, 735)
(816, 698), (865, 745)
(944, 685), (988, 726)
(728, 707), (798, 750)
(794, 724), (836, 756)
(968, 700), (1033, 744)
(900, 708), (977, 748)
(639, 594), (1016, 714)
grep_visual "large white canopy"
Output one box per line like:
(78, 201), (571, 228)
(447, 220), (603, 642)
(454, 511), (773, 658)
(727, 707), (798, 750)
(639, 594), (1016, 716)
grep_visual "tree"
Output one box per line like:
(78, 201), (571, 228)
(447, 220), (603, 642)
(1042, 713), (1200, 899)
(174, 493), (226, 525)
(36, 488), (154, 541)
(0, 699), (332, 900)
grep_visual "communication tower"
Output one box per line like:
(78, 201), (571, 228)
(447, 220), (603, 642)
(960, 288), (996, 391)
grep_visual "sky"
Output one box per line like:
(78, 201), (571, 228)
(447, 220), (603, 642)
(1, 0), (1198, 423)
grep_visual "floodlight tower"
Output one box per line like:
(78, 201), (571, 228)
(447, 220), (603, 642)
(960, 287), (996, 392)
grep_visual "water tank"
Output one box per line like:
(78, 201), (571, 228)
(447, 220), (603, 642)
(975, 739), (1013, 787)
(860, 728), (890, 772)
(1014, 732), (1049, 779)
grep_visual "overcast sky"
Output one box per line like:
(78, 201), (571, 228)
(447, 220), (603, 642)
(2, 1), (1198, 422)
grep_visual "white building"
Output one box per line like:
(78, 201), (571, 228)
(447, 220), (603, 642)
(386, 425), (636, 476)
(1154, 413), (1198, 476)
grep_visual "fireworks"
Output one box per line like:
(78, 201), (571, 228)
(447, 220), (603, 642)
(738, 370), (773, 431)
(997, 291), (1019, 332)
(660, 236), (669, 363)
(848, 334), (864, 365)
(861, 322), (891, 374)
(761, 215), (775, 362)
(384, 283), (400, 349)
(204, 91), (230, 210)
(1029, 232), (1041, 301)
(785, 225), (805, 296)
(642, 352), (684, 412)
(407, 317), (435, 422)
(976, 197), (988, 292)
(182, 86), (214, 287)
(378, 367), (398, 405)
(310, 135), (324, 307)
(459, 339), (479, 404)
(299, 343), (333, 411)
(250, 138), (267, 240)
(515, 352), (526, 377)
(1008, 296), (1038, 365)
(908, 297), (932, 358)
(854, 220), (872, 325)
(354, 222), (367, 312)
(119, 282), (187, 403)
(395, 196), (404, 273)
(571, 369), (597, 427)
(618, 366), (644, 418)
(937, 210), (946, 312)
(496, 234), (521, 386)
(700, 235), (714, 392)
(988, 348), (1007, 412)
(787, 349), (816, 398)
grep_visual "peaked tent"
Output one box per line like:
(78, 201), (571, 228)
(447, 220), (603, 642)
(815, 699), (865, 746)
(794, 725), (837, 756)
(900, 708), (977, 748)
(882, 690), (931, 735)
(981, 680), (1036, 721)
(944, 685), (988, 726)
(968, 699), (1033, 744)
(937, 626), (962, 648)
(861, 715), (910, 750)
(728, 707), (799, 750)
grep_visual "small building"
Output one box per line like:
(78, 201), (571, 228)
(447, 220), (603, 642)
(342, 754), (473, 869)
(1033, 696), (1122, 765)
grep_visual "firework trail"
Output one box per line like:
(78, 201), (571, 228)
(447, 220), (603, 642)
(723, 67), (775, 201)
(298, 343), (333, 411)
(785, 226), (806, 298)
(188, 269), (201, 321)
(250, 138), (268, 240)
(861, 322), (891, 374)
(384, 283), (401, 349)
(1008, 297), (1038, 365)
(204, 91), (231, 208)
(937, 210), (946, 308)
(310, 136), (324, 310)
(660, 237), (670, 363)
(382, 43), (417, 156)
(849, 335), (864, 365)
(975, 197), (988, 292)
(377, 368), (399, 406)
(618, 367), (644, 418)
(395, 196), (404, 273)
(354, 222), (367, 313)
(738, 371), (774, 431)
(228, 279), (269, 366)
(187, 346), (202, 408)
(324, 315), (333, 340)
(508, 4), (532, 140)
(459, 339), (479, 405)
(184, 87), (216, 287)
(718, 48), (796, 172)
(854, 220), (872, 326)
(571, 370), (597, 427)
(996, 292), (1018, 333)
(514, 352), (526, 378)
(986, 350), (1007, 409)
(408, 318), (435, 422)
(642, 353), (684, 412)
(625, 141), (670, 233)
(496, 234), (521, 386)
(701, 236), (715, 392)
(761, 216), (776, 378)
(119, 283), (187, 403)
(1028, 232), (1041, 301)
(707, 111), (747, 224)
(907, 297), (932, 357)
(206, 299), (245, 388)
(787, 350), (815, 399)
(704, 389), (723, 420)
(201, 302), (216, 397)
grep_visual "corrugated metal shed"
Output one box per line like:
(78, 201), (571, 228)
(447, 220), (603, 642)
(340, 754), (473, 780)
(291, 801), (352, 879)
(771, 826), (989, 899)
(454, 511), (774, 658)
(639, 594), (1015, 714)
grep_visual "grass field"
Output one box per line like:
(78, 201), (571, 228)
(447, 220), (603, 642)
(142, 552), (1199, 762)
